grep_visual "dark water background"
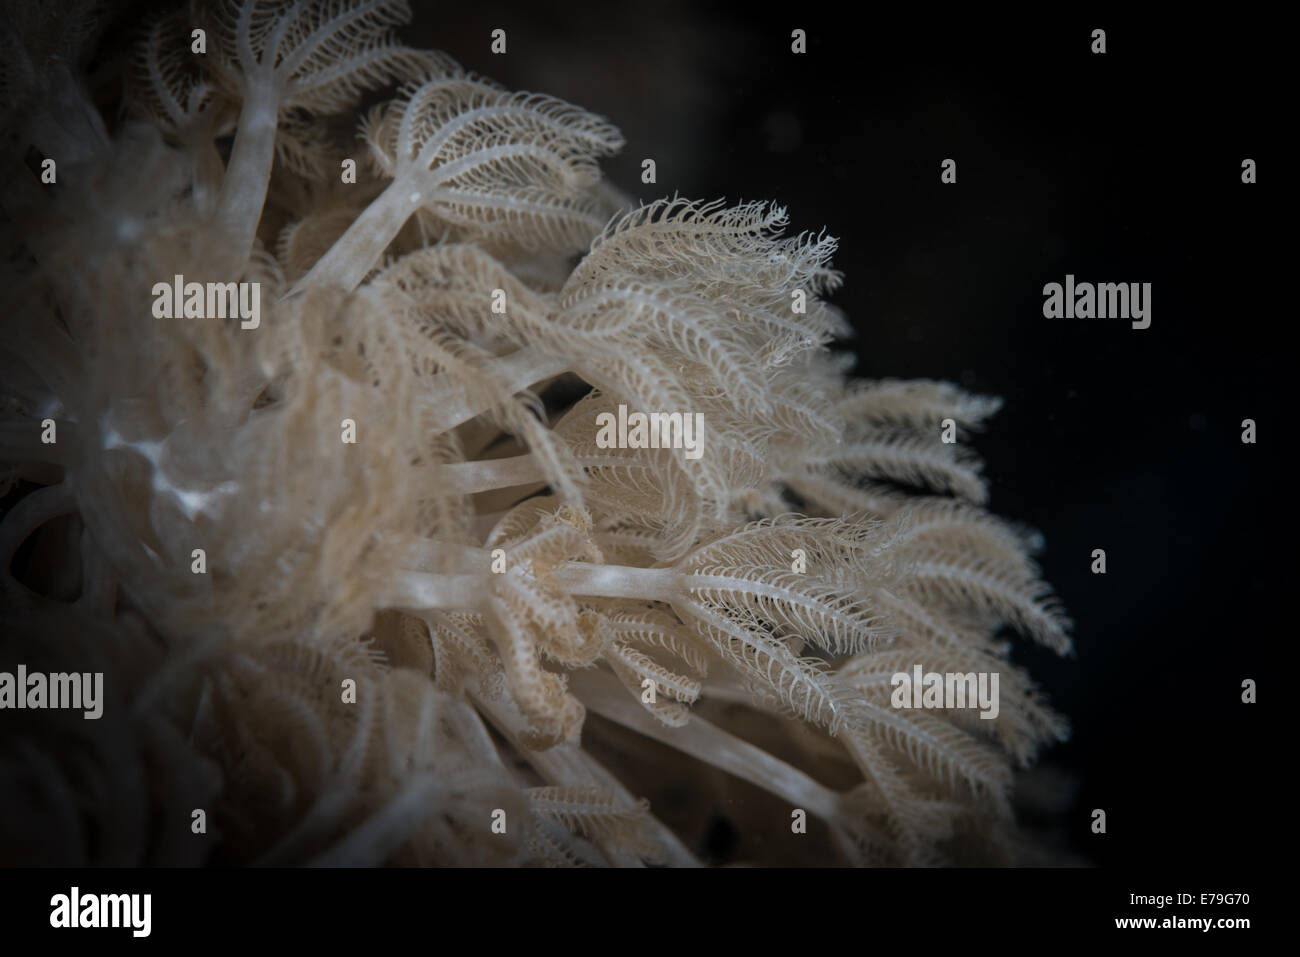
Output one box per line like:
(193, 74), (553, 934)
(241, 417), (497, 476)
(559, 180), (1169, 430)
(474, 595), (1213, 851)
(415, 5), (1283, 869)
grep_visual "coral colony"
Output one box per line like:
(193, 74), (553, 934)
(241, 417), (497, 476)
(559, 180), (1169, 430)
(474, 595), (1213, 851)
(1, 1), (1071, 866)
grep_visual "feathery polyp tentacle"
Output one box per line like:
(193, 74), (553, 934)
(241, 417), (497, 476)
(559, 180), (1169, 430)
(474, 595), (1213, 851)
(295, 76), (621, 293)
(208, 0), (434, 265)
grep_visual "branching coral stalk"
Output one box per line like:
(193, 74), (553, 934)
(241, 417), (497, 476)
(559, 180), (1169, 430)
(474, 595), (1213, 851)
(0, 0), (1072, 867)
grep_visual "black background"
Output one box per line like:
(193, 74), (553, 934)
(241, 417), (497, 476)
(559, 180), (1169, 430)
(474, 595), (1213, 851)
(415, 4), (1283, 870)
(0, 4), (1282, 941)
(3, 0), (1283, 880)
